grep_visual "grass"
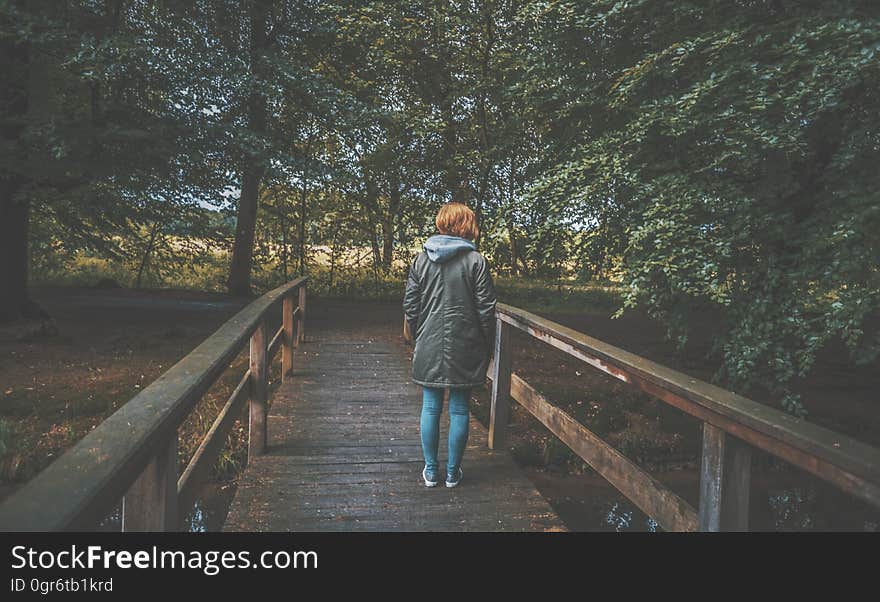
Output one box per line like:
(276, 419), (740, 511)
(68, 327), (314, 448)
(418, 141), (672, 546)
(495, 276), (622, 315)
(30, 247), (625, 314)
(30, 250), (232, 292)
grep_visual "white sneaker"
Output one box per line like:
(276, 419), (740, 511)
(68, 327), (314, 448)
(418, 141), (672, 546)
(422, 466), (438, 487)
(446, 467), (463, 488)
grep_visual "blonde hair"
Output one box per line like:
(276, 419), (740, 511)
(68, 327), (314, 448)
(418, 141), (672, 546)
(435, 202), (479, 241)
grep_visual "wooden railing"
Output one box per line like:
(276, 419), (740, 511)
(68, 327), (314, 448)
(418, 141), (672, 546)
(488, 303), (880, 531)
(0, 278), (307, 532)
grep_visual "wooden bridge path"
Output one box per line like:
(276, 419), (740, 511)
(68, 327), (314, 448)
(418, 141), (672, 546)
(3, 283), (876, 533)
(223, 308), (566, 532)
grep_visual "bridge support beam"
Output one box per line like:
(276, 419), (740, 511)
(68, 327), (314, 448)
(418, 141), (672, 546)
(248, 320), (269, 461)
(282, 295), (295, 380)
(122, 434), (178, 532)
(698, 423), (752, 531)
(489, 318), (512, 450)
(297, 285), (307, 345)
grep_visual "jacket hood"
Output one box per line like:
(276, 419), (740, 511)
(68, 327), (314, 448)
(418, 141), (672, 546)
(423, 234), (476, 263)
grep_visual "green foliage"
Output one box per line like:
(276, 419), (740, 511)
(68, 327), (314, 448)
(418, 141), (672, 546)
(495, 277), (622, 315)
(7, 0), (879, 414)
(522, 0), (880, 413)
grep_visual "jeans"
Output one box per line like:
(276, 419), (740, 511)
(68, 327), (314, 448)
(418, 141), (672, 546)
(420, 386), (471, 477)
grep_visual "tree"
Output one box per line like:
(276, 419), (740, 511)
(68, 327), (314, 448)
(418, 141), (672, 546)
(5, 0), (877, 418)
(227, 0), (272, 295)
(0, 0), (226, 321)
(521, 0), (880, 412)
(223, 0), (344, 293)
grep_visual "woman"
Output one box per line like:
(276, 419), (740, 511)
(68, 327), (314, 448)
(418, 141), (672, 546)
(403, 202), (497, 488)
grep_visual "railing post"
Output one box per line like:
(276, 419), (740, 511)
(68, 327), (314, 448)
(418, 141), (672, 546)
(698, 422), (752, 531)
(297, 284), (307, 345)
(121, 434), (178, 532)
(489, 317), (512, 450)
(282, 293), (295, 381)
(248, 320), (268, 461)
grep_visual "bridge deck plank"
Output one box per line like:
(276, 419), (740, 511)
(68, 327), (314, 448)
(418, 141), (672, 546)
(224, 326), (566, 532)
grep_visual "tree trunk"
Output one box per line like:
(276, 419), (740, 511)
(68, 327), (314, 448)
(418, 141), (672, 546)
(227, 0), (269, 296)
(280, 214), (288, 280)
(228, 168), (262, 295)
(473, 4), (495, 245)
(359, 173), (383, 275)
(297, 135), (315, 277)
(298, 178), (308, 276)
(508, 155), (519, 276)
(432, 3), (465, 203)
(0, 21), (31, 322)
(509, 229), (519, 277)
(135, 221), (162, 288)
(369, 228), (381, 274)
(0, 189), (30, 322)
(381, 170), (401, 270)
(440, 96), (463, 202)
(299, 180), (308, 276)
(381, 216), (394, 270)
(328, 220), (341, 291)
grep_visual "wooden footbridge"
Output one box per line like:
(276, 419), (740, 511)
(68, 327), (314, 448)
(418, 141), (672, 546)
(223, 322), (562, 531)
(1, 278), (879, 532)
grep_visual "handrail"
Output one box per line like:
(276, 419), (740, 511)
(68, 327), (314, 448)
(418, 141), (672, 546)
(489, 302), (880, 531)
(0, 278), (307, 532)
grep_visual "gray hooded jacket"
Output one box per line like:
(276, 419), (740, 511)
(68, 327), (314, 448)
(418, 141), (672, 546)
(403, 235), (497, 388)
